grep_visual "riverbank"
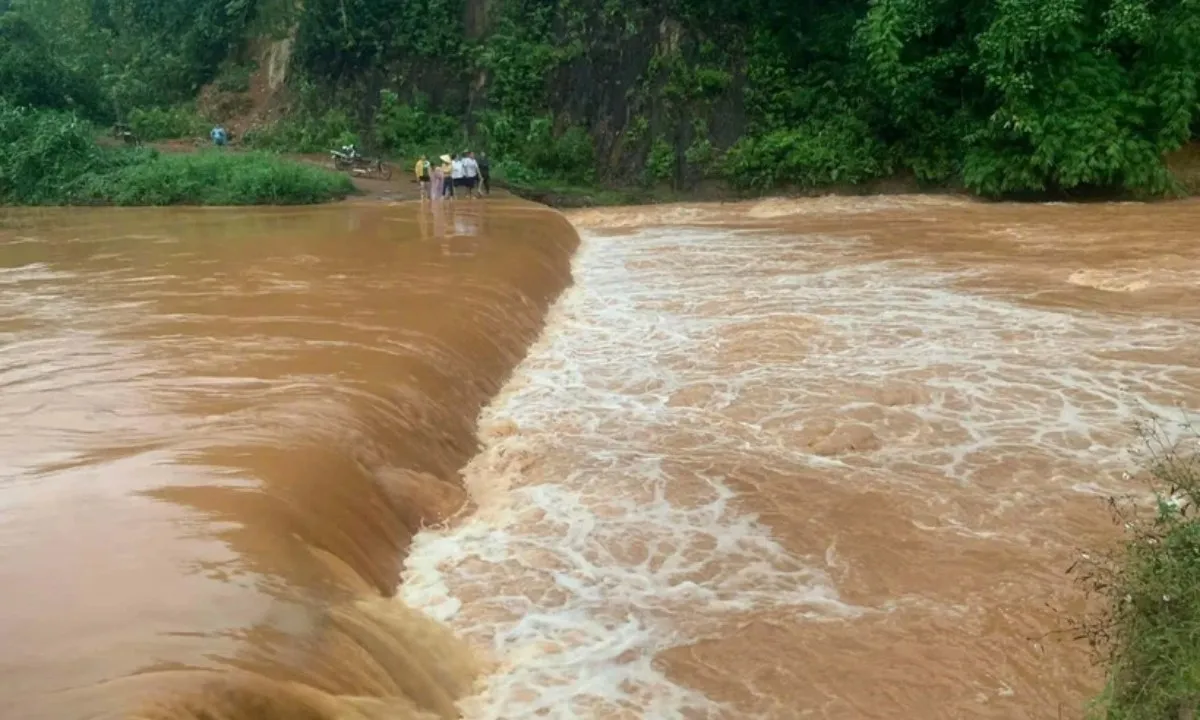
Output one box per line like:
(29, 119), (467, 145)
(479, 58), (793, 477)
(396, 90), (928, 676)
(101, 150), (355, 206)
(1064, 420), (1200, 720)
(496, 172), (940, 209)
(13, 108), (1200, 211)
(102, 125), (1200, 210)
(501, 145), (1200, 209)
(0, 102), (353, 207)
(143, 139), (524, 205)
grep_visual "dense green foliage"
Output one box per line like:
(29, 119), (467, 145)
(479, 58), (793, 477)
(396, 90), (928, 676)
(0, 100), (102, 203)
(0, 101), (353, 205)
(10, 0), (261, 114)
(127, 106), (208, 141)
(1073, 427), (1200, 719)
(0, 11), (103, 117)
(4, 0), (1200, 197)
(244, 107), (363, 153)
(278, 0), (1200, 196)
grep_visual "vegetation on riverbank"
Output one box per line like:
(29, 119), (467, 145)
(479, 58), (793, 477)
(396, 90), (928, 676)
(0, 102), (353, 206)
(7, 0), (1200, 204)
(1072, 423), (1200, 720)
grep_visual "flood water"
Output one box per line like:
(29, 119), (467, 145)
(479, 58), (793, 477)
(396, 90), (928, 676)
(1, 196), (1198, 720)
(0, 201), (576, 720)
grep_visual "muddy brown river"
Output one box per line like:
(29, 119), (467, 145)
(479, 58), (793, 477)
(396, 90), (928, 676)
(1, 196), (1198, 720)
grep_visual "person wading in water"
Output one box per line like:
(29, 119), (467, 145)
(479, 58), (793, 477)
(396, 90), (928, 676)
(440, 154), (455, 199)
(432, 156), (447, 200)
(450, 153), (466, 200)
(477, 152), (491, 195)
(462, 151), (482, 199)
(414, 155), (431, 200)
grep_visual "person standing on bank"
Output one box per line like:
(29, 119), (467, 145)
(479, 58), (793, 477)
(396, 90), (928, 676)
(462, 151), (482, 198)
(477, 152), (491, 195)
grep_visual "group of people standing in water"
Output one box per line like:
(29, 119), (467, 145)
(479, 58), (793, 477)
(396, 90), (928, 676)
(414, 151), (490, 201)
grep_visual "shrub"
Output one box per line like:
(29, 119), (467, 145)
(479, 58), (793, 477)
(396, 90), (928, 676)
(243, 109), (359, 153)
(79, 150), (355, 205)
(492, 158), (542, 187)
(214, 62), (256, 93)
(524, 123), (594, 184)
(0, 100), (353, 206)
(0, 101), (100, 204)
(646, 138), (674, 183)
(723, 115), (889, 190)
(373, 90), (461, 156)
(476, 113), (596, 188)
(1071, 420), (1200, 720)
(127, 106), (207, 141)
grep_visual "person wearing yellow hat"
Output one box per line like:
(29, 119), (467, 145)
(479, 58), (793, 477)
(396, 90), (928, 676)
(439, 154), (454, 199)
(430, 155), (448, 200)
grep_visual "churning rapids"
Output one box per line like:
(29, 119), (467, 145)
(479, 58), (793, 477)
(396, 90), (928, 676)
(1, 196), (1198, 720)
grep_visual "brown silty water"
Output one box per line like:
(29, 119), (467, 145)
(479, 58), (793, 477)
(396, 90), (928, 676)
(0, 199), (577, 720)
(3, 195), (1199, 720)
(400, 196), (1200, 719)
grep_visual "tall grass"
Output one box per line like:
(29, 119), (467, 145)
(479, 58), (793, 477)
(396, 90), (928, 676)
(126, 105), (207, 141)
(0, 100), (353, 206)
(82, 151), (355, 205)
(0, 100), (99, 204)
(1071, 420), (1200, 720)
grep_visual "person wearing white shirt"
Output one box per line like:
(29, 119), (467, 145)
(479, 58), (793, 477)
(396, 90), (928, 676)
(462, 152), (482, 198)
(450, 155), (465, 200)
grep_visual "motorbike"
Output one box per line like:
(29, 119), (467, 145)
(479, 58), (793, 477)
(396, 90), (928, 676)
(329, 145), (392, 180)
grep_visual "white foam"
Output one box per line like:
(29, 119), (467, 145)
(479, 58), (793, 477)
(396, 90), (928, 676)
(400, 221), (1200, 717)
(401, 229), (872, 718)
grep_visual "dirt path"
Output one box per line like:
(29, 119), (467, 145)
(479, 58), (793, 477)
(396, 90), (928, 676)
(289, 150), (420, 201)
